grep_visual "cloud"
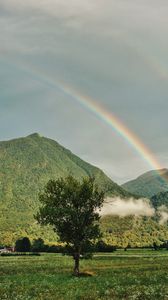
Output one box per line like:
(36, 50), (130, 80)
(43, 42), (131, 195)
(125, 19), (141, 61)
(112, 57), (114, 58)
(1, 0), (168, 183)
(2, 0), (168, 34)
(100, 198), (168, 226)
(0, 0), (96, 18)
(157, 205), (168, 225)
(100, 197), (155, 217)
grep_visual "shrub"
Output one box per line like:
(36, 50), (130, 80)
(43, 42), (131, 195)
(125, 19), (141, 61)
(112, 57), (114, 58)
(96, 240), (116, 252)
(15, 237), (31, 252)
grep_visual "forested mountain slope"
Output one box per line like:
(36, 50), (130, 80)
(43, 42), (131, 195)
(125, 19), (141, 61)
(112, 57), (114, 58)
(151, 191), (168, 209)
(0, 133), (130, 244)
(122, 169), (168, 198)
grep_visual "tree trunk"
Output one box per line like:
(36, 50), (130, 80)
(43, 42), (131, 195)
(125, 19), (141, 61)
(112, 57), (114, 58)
(73, 253), (80, 276)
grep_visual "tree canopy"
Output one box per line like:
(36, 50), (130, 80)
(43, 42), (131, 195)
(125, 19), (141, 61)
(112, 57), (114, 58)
(36, 176), (104, 275)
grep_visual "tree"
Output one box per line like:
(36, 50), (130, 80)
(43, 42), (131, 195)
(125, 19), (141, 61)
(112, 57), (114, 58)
(31, 238), (47, 252)
(36, 176), (104, 276)
(15, 237), (31, 252)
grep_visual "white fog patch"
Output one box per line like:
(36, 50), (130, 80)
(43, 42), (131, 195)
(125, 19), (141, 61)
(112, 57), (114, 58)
(157, 205), (168, 225)
(100, 197), (168, 225)
(100, 197), (155, 217)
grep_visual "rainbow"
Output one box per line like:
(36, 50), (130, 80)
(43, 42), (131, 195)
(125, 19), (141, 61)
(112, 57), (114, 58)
(55, 81), (163, 171)
(1, 58), (164, 171)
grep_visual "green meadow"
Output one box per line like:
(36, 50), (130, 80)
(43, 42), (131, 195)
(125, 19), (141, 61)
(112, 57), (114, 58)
(0, 250), (168, 300)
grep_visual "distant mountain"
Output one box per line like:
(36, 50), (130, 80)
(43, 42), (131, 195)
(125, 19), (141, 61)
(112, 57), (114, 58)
(151, 191), (168, 209)
(0, 133), (131, 245)
(122, 169), (168, 198)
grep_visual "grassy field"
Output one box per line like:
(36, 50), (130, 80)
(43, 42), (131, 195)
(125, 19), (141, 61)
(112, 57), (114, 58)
(0, 250), (168, 300)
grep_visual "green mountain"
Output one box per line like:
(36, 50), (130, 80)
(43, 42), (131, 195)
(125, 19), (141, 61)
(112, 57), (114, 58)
(101, 215), (168, 248)
(122, 169), (168, 198)
(151, 191), (168, 209)
(0, 133), (130, 245)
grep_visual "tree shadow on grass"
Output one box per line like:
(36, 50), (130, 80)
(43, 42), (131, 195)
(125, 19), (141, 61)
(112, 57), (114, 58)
(73, 271), (95, 277)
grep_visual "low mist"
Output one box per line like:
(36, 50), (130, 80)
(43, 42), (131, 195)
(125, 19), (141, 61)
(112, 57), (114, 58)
(100, 197), (155, 217)
(100, 197), (168, 225)
(157, 205), (168, 225)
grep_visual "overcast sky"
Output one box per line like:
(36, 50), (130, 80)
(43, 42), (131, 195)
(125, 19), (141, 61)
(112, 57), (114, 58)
(1, 0), (168, 183)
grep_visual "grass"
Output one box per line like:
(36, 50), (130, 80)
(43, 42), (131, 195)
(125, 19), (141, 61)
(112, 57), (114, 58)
(0, 250), (168, 299)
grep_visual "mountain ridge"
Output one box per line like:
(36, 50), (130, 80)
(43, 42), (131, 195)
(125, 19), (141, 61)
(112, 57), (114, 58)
(0, 133), (131, 245)
(122, 169), (168, 198)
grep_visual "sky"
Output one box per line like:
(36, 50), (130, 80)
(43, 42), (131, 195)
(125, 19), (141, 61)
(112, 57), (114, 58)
(1, 0), (168, 183)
